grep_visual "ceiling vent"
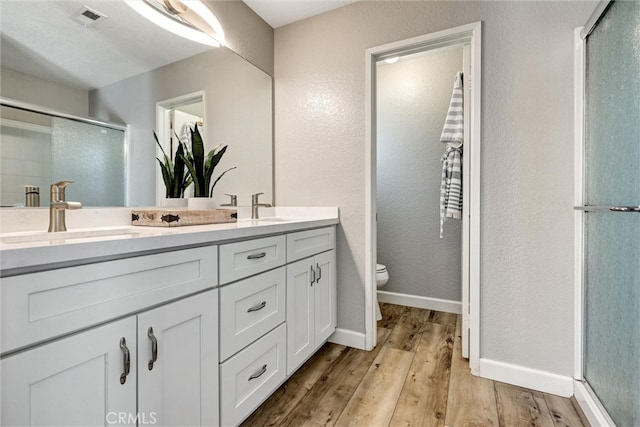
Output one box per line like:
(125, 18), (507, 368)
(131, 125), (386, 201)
(69, 6), (108, 28)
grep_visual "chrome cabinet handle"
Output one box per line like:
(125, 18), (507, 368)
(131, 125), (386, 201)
(120, 337), (130, 385)
(148, 327), (158, 371)
(247, 252), (267, 260)
(310, 265), (316, 286)
(316, 263), (322, 281)
(247, 301), (267, 313)
(248, 364), (267, 381)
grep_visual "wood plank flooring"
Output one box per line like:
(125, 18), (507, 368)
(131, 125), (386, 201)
(242, 304), (586, 427)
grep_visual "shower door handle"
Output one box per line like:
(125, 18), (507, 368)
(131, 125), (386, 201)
(609, 206), (640, 212)
(574, 205), (640, 212)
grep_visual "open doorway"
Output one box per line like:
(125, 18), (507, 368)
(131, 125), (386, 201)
(365, 22), (481, 372)
(156, 92), (205, 205)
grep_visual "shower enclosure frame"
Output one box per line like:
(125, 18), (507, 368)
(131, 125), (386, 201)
(364, 21), (482, 372)
(573, 1), (635, 425)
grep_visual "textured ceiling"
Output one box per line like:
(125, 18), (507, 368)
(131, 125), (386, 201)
(0, 1), (214, 90)
(0, 0), (354, 91)
(242, 0), (355, 28)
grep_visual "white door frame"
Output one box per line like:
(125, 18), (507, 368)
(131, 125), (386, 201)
(364, 22), (482, 373)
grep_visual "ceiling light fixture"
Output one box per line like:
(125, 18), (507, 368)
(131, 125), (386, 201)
(125, 0), (225, 47)
(384, 57), (400, 64)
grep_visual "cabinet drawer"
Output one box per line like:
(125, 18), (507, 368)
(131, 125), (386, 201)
(219, 235), (286, 284)
(219, 267), (286, 361)
(287, 226), (335, 262)
(1, 246), (218, 354)
(220, 323), (286, 427)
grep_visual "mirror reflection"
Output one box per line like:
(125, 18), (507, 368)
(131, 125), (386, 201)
(0, 103), (126, 207)
(0, 0), (273, 208)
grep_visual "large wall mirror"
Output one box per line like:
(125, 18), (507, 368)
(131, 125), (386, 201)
(0, 0), (273, 208)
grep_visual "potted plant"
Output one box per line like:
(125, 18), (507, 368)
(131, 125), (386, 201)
(155, 132), (191, 206)
(180, 126), (236, 208)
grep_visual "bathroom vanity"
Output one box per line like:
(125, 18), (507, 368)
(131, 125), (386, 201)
(0, 208), (338, 426)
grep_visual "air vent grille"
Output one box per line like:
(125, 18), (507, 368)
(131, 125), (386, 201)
(81, 9), (101, 21)
(69, 5), (108, 28)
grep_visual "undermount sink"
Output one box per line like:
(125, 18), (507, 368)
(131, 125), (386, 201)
(239, 217), (293, 224)
(0, 227), (154, 245)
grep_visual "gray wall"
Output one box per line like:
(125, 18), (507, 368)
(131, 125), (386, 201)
(377, 48), (463, 301)
(205, 0), (274, 76)
(0, 68), (88, 116)
(274, 1), (595, 376)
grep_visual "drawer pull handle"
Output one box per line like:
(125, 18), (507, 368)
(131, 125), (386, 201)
(247, 301), (267, 312)
(148, 327), (158, 371)
(247, 252), (267, 260)
(310, 265), (316, 286)
(248, 364), (268, 381)
(316, 263), (322, 281)
(120, 337), (130, 385)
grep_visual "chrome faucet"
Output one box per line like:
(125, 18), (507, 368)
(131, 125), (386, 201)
(220, 193), (237, 207)
(251, 192), (271, 219)
(48, 181), (82, 232)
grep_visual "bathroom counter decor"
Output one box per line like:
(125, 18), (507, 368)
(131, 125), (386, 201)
(131, 208), (237, 227)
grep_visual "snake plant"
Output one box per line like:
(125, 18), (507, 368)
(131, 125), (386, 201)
(180, 126), (236, 198)
(155, 132), (191, 198)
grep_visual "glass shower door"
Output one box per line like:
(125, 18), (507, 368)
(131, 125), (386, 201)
(582, 1), (640, 425)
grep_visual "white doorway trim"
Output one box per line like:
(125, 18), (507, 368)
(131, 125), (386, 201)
(364, 22), (481, 373)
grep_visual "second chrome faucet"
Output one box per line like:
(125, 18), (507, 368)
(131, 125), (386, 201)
(251, 192), (271, 219)
(49, 181), (82, 232)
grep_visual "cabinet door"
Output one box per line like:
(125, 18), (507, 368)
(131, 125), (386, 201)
(286, 258), (315, 375)
(1, 317), (137, 427)
(138, 291), (219, 427)
(314, 250), (337, 344)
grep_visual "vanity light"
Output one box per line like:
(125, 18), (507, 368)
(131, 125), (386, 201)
(125, 0), (225, 47)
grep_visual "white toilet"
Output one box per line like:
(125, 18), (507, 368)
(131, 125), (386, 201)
(376, 264), (389, 288)
(375, 264), (389, 320)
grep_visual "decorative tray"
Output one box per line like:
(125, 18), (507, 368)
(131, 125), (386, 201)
(131, 208), (237, 227)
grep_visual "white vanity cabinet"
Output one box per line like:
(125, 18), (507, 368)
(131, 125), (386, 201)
(2, 291), (218, 427)
(2, 317), (138, 427)
(1, 246), (219, 427)
(286, 227), (337, 375)
(0, 217), (339, 427)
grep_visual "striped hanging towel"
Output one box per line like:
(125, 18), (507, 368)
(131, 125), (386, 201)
(440, 72), (464, 145)
(440, 146), (463, 238)
(439, 71), (464, 238)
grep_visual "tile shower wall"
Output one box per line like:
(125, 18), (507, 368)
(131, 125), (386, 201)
(0, 121), (52, 207)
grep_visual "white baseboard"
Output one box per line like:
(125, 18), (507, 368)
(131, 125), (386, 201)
(479, 358), (574, 397)
(329, 328), (366, 350)
(573, 380), (615, 427)
(377, 290), (461, 314)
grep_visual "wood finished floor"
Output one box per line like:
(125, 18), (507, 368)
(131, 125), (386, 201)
(242, 303), (586, 427)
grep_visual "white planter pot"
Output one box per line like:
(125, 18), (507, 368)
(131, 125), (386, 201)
(161, 198), (188, 208)
(187, 197), (217, 210)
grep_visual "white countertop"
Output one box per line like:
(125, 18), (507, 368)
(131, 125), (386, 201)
(0, 207), (339, 273)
